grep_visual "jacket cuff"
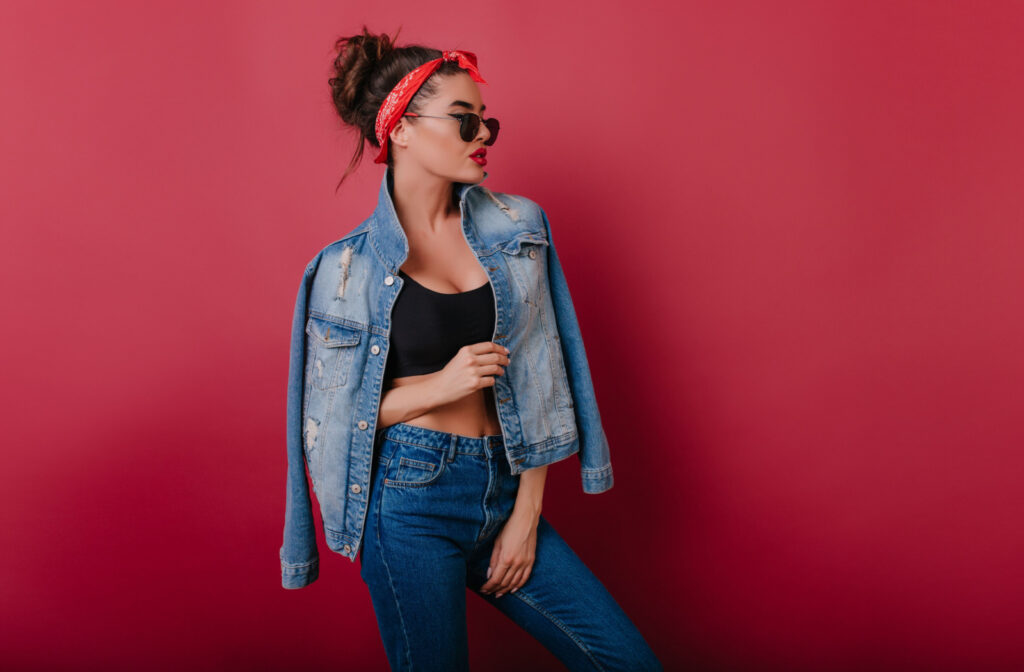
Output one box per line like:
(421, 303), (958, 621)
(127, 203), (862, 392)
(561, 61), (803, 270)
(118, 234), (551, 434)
(581, 463), (614, 494)
(281, 557), (319, 590)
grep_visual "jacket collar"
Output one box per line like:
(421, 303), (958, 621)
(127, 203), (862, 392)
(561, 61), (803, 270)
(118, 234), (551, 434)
(370, 167), (490, 274)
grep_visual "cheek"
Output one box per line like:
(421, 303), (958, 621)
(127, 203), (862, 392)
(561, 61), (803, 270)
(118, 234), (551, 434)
(418, 129), (467, 167)
(438, 129), (466, 159)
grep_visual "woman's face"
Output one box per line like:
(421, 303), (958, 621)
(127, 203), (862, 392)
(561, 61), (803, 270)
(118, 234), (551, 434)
(390, 72), (492, 183)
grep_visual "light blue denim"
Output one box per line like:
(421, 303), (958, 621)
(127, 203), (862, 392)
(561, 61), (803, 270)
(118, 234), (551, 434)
(360, 421), (661, 671)
(281, 168), (615, 589)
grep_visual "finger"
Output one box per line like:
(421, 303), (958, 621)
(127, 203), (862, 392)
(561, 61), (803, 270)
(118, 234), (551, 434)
(467, 341), (509, 356)
(492, 571), (514, 596)
(485, 351), (511, 366)
(495, 563), (525, 595)
(481, 560), (512, 593)
(510, 564), (533, 593)
(495, 566), (526, 598)
(509, 565), (527, 589)
(469, 349), (510, 368)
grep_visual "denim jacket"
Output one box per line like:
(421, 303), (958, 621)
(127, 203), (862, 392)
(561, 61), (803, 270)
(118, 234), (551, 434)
(280, 168), (614, 589)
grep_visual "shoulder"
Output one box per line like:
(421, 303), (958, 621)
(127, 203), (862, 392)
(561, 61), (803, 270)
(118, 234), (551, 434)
(304, 220), (372, 271)
(468, 187), (549, 238)
(472, 186), (542, 220)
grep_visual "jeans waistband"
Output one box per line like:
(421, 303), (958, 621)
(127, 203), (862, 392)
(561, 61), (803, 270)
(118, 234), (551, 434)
(380, 422), (505, 456)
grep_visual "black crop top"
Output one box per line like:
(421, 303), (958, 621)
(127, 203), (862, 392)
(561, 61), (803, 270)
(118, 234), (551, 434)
(383, 269), (496, 380)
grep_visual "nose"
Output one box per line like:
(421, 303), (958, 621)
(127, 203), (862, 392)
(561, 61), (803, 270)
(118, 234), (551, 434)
(475, 118), (491, 145)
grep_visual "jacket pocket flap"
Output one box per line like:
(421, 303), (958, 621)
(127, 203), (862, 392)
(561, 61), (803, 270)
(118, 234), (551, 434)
(306, 316), (362, 347)
(499, 233), (549, 255)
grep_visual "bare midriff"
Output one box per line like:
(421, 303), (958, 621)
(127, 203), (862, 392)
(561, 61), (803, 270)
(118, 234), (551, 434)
(385, 373), (502, 438)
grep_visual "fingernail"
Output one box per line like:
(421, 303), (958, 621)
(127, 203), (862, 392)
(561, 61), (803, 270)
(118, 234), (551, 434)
(504, 347), (510, 353)
(496, 592), (503, 598)
(487, 567), (492, 579)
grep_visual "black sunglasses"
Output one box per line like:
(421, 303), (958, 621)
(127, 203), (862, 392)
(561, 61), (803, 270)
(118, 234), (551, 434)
(402, 112), (500, 145)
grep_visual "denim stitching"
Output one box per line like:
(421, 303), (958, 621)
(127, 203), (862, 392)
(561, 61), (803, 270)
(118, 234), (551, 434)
(474, 450), (497, 545)
(382, 437), (451, 452)
(374, 467), (414, 670)
(505, 589), (607, 672)
(383, 436), (498, 456)
(384, 457), (446, 489)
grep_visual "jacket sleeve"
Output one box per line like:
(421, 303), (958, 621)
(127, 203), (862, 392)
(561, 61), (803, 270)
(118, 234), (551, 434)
(539, 207), (615, 494)
(279, 255), (322, 589)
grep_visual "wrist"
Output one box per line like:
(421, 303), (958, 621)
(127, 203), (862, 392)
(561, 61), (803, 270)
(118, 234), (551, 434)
(419, 372), (446, 409)
(512, 499), (542, 522)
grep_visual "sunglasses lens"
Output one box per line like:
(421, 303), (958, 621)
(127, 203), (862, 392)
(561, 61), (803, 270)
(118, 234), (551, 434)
(459, 115), (500, 145)
(460, 115), (480, 142)
(483, 118), (499, 145)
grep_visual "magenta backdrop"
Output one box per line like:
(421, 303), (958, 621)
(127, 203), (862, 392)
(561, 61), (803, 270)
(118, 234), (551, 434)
(3, 1), (1024, 670)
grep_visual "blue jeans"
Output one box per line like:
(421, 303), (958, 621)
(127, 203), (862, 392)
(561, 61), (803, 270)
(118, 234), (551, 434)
(359, 422), (662, 671)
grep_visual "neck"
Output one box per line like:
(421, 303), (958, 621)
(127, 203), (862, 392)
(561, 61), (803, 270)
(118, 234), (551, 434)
(389, 165), (459, 236)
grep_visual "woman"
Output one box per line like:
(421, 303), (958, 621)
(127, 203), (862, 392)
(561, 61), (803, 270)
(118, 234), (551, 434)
(282, 26), (661, 671)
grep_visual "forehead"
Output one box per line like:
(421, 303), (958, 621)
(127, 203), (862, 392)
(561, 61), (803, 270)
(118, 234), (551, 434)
(430, 72), (485, 111)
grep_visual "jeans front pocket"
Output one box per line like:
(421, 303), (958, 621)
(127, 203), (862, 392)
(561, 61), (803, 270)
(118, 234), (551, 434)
(382, 441), (448, 489)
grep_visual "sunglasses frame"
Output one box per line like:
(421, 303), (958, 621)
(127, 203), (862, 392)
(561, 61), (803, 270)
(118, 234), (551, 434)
(401, 112), (499, 145)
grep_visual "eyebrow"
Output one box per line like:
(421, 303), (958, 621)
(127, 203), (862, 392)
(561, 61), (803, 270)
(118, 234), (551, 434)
(448, 99), (486, 113)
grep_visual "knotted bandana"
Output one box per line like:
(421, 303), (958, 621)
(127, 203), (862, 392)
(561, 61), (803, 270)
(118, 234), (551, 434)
(373, 49), (487, 164)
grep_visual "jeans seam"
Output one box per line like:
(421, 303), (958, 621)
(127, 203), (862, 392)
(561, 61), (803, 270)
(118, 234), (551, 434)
(384, 436), (444, 452)
(505, 589), (607, 672)
(474, 455), (497, 546)
(375, 474), (414, 670)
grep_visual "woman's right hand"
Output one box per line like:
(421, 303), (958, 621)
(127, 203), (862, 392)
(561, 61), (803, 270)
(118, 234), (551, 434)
(428, 342), (511, 406)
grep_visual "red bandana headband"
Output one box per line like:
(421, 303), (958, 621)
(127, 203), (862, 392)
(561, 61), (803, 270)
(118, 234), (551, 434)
(373, 49), (487, 164)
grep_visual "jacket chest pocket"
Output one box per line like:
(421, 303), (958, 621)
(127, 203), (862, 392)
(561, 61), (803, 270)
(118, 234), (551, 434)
(305, 316), (362, 390)
(498, 234), (550, 301)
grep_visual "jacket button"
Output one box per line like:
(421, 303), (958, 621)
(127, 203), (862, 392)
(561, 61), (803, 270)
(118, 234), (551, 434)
(343, 544), (351, 553)
(371, 344), (380, 354)
(384, 275), (395, 285)
(528, 250), (536, 259)
(357, 420), (368, 430)
(350, 484), (361, 494)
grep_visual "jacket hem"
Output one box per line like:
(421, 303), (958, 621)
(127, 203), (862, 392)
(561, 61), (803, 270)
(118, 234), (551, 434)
(324, 526), (360, 562)
(507, 430), (579, 474)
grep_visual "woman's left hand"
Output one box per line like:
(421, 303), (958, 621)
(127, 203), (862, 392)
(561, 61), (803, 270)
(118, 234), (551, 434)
(479, 509), (538, 598)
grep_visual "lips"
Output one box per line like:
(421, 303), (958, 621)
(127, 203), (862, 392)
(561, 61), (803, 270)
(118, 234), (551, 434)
(470, 148), (486, 158)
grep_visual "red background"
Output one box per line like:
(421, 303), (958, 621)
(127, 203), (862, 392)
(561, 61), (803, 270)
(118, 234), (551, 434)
(3, 1), (1024, 670)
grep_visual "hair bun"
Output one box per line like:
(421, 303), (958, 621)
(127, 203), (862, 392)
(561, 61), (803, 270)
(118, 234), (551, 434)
(328, 27), (457, 189)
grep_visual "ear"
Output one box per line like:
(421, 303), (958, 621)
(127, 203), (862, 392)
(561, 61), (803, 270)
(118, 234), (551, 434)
(389, 118), (412, 152)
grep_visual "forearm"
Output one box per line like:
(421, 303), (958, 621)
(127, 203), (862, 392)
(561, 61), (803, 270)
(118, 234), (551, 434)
(376, 375), (444, 428)
(513, 464), (547, 521)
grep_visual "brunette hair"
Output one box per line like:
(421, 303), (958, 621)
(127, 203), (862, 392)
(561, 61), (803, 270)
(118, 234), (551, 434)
(328, 26), (468, 190)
